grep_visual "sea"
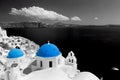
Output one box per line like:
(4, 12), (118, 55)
(5, 26), (120, 79)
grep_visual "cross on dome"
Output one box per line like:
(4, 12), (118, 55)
(48, 40), (50, 44)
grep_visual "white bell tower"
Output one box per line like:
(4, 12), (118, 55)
(65, 51), (77, 69)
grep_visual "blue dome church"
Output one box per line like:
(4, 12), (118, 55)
(6, 47), (25, 68)
(5, 47), (25, 80)
(35, 42), (63, 70)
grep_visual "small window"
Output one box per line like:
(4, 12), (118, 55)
(72, 59), (74, 63)
(40, 61), (42, 67)
(69, 59), (71, 62)
(70, 53), (73, 56)
(49, 61), (52, 67)
(11, 63), (18, 67)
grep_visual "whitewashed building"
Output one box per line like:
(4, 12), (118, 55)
(31, 42), (77, 72)
(5, 47), (25, 80)
(0, 27), (7, 38)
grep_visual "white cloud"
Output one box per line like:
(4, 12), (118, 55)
(71, 16), (82, 21)
(9, 6), (69, 21)
(112, 67), (119, 71)
(94, 17), (98, 20)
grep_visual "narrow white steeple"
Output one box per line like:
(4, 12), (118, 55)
(65, 51), (77, 69)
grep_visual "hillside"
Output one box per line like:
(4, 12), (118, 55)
(0, 22), (48, 28)
(0, 22), (90, 28)
(0, 27), (39, 59)
(1, 22), (120, 28)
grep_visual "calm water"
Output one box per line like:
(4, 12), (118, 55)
(6, 27), (120, 79)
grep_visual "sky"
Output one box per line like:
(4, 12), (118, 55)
(0, 0), (120, 25)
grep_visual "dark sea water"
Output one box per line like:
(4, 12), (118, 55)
(5, 27), (120, 79)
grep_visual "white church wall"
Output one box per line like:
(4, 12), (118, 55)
(36, 55), (62, 69)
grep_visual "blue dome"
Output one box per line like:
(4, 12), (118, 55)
(7, 48), (24, 58)
(37, 43), (61, 58)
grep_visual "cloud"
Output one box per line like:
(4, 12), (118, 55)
(112, 67), (119, 71)
(94, 17), (98, 20)
(9, 6), (69, 21)
(71, 16), (81, 21)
